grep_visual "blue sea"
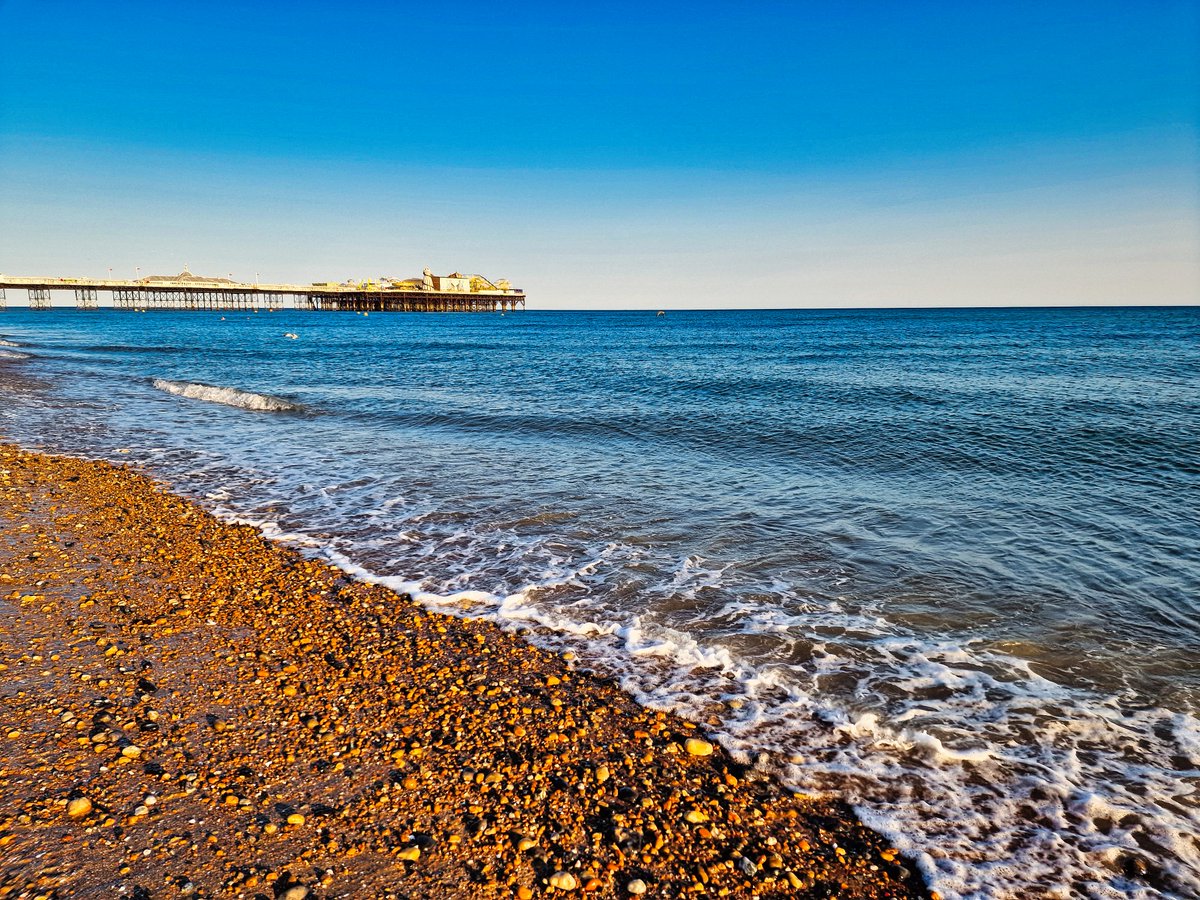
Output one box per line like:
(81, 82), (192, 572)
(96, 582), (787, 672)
(2, 306), (1198, 899)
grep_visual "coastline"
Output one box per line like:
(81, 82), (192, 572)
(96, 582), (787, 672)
(0, 442), (931, 899)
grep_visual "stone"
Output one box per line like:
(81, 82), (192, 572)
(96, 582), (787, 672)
(120, 744), (142, 758)
(549, 871), (578, 890)
(286, 813), (305, 826)
(684, 738), (713, 756)
(396, 846), (420, 861)
(627, 879), (647, 895)
(65, 797), (92, 818)
(281, 887), (309, 900)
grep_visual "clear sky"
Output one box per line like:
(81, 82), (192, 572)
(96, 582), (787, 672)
(1, 0), (1198, 308)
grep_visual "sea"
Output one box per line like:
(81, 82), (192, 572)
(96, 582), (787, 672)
(1, 305), (1198, 899)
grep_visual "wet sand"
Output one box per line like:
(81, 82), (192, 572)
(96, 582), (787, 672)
(0, 443), (932, 899)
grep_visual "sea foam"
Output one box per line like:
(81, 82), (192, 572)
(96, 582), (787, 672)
(152, 379), (299, 412)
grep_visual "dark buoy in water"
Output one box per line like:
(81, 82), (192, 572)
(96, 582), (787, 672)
(656, 310), (666, 317)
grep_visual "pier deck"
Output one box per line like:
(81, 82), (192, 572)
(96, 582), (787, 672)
(0, 275), (525, 313)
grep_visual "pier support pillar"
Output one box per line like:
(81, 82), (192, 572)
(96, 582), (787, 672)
(74, 287), (99, 310)
(28, 288), (52, 310)
(0, 288), (6, 311)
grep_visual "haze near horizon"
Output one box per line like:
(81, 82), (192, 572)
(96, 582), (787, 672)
(1, 1), (1197, 309)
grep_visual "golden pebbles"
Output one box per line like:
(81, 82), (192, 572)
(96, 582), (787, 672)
(0, 444), (928, 899)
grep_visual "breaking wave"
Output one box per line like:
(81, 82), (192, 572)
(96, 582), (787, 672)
(152, 379), (300, 412)
(0, 349), (31, 360)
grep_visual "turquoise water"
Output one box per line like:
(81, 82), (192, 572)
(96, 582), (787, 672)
(2, 306), (1198, 898)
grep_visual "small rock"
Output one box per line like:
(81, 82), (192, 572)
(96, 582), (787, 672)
(627, 879), (647, 895)
(286, 813), (305, 826)
(684, 738), (713, 757)
(120, 744), (142, 759)
(684, 808), (709, 824)
(738, 856), (758, 877)
(517, 837), (537, 852)
(281, 887), (309, 900)
(66, 797), (92, 818)
(396, 846), (420, 861)
(549, 871), (578, 890)
(595, 765), (610, 785)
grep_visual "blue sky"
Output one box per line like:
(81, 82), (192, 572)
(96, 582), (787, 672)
(2, 1), (1197, 307)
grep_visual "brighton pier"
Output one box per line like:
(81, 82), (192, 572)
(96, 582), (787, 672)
(0, 268), (526, 313)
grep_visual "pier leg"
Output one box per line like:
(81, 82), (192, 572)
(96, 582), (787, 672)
(74, 287), (99, 310)
(28, 288), (52, 310)
(0, 288), (6, 311)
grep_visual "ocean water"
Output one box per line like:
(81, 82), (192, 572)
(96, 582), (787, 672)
(2, 306), (1198, 899)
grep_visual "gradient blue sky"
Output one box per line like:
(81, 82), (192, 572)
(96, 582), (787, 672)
(2, 0), (1198, 308)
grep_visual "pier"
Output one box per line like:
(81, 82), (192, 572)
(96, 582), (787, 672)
(0, 269), (526, 313)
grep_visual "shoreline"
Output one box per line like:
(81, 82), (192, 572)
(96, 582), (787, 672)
(0, 442), (931, 899)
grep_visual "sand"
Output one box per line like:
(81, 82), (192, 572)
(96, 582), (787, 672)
(0, 443), (932, 899)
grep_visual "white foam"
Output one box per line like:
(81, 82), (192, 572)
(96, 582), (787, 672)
(305, 546), (1200, 899)
(96, 457), (1200, 900)
(0, 349), (30, 360)
(152, 379), (299, 412)
(0, 338), (22, 347)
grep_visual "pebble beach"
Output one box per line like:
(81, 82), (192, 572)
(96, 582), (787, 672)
(0, 443), (930, 899)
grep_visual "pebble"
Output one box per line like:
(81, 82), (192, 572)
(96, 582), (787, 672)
(396, 846), (420, 861)
(627, 878), (647, 894)
(549, 871), (579, 890)
(286, 813), (305, 826)
(684, 737), (713, 756)
(280, 887), (309, 900)
(65, 797), (92, 818)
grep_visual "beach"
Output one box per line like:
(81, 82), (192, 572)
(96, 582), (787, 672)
(0, 442), (929, 899)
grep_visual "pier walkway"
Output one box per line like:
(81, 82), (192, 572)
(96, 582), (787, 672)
(0, 273), (526, 313)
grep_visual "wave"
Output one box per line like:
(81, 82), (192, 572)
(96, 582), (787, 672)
(0, 338), (22, 347)
(169, 487), (1200, 900)
(0, 349), (31, 360)
(240, 534), (1200, 900)
(151, 379), (300, 412)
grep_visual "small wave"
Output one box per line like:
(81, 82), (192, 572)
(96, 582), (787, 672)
(0, 349), (31, 360)
(152, 379), (300, 412)
(0, 338), (22, 347)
